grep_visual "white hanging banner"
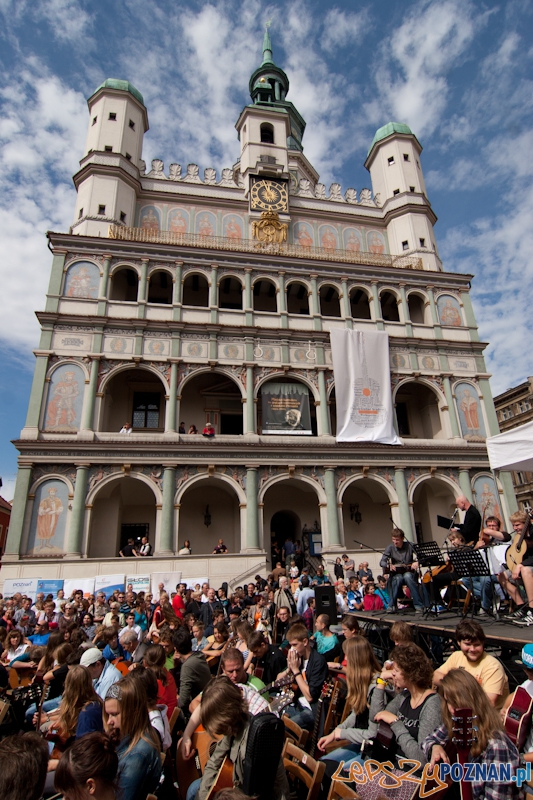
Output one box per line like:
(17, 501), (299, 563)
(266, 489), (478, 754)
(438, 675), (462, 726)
(330, 328), (402, 445)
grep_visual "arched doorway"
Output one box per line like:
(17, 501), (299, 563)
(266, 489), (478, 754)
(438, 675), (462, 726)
(88, 477), (157, 558)
(395, 382), (443, 439)
(180, 372), (243, 435)
(262, 479), (320, 563)
(178, 479), (240, 553)
(99, 368), (167, 432)
(412, 478), (457, 545)
(340, 478), (394, 552)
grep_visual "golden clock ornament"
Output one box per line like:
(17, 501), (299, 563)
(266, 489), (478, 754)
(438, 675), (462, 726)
(250, 179), (288, 212)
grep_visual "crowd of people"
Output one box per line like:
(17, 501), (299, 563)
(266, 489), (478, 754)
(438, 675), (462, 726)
(0, 513), (532, 799)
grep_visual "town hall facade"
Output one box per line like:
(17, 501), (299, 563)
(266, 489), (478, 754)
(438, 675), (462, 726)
(2, 32), (516, 588)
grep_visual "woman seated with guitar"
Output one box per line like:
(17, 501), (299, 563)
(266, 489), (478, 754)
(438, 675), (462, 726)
(423, 669), (521, 800)
(185, 676), (289, 800)
(202, 621), (230, 670)
(318, 637), (385, 773)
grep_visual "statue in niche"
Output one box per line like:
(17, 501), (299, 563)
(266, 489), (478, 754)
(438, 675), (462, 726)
(345, 188), (357, 203)
(204, 167), (217, 184)
(219, 168), (236, 187)
(315, 183), (327, 199)
(147, 159), (165, 179)
(298, 179), (314, 197)
(184, 164), (201, 183)
(169, 163), (182, 181)
(329, 183), (344, 202)
(359, 188), (374, 206)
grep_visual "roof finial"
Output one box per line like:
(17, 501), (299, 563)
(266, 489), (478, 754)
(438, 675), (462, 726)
(262, 19), (273, 64)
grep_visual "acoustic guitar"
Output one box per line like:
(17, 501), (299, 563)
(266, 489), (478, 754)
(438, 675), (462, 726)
(310, 680), (334, 757)
(506, 510), (533, 570)
(204, 754), (234, 800)
(176, 726), (218, 800)
(503, 687), (533, 752)
(448, 707), (477, 800)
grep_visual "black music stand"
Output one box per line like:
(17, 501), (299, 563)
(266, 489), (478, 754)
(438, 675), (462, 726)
(449, 548), (491, 619)
(413, 542), (447, 618)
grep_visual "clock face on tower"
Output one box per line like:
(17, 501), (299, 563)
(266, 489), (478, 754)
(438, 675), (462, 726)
(250, 178), (289, 212)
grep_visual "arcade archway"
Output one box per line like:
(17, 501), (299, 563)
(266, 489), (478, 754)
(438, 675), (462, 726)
(88, 477), (157, 558)
(178, 478), (241, 554)
(411, 477), (457, 545)
(340, 478), (395, 552)
(262, 479), (321, 562)
(180, 372), (243, 435)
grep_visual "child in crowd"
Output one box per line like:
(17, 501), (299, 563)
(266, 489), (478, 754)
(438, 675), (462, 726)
(363, 582), (384, 611)
(302, 596), (315, 633)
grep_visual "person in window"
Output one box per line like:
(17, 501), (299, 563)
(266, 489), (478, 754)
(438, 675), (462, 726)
(188, 425), (198, 434)
(202, 422), (215, 437)
(212, 538), (228, 554)
(136, 536), (152, 557)
(119, 422), (132, 434)
(179, 422), (186, 433)
(119, 538), (137, 557)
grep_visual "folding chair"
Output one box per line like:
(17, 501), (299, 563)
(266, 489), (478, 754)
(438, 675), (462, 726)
(283, 714), (309, 748)
(283, 739), (325, 800)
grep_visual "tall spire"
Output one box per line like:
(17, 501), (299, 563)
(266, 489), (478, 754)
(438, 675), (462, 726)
(262, 20), (273, 64)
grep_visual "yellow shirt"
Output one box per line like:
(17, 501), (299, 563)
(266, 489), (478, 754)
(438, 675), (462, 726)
(438, 650), (509, 709)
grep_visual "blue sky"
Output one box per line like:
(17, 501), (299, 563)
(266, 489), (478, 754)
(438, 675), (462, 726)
(0, 0), (532, 500)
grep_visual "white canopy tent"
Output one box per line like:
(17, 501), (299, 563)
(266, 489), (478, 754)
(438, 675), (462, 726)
(486, 419), (533, 472)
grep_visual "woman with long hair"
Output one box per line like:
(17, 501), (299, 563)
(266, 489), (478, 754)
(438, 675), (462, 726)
(328, 615), (361, 671)
(104, 677), (162, 800)
(230, 619), (253, 670)
(81, 612), (96, 640)
(318, 637), (382, 764)
(202, 621), (229, 669)
(42, 664), (103, 770)
(55, 731), (118, 800)
(143, 643), (177, 716)
(37, 630), (65, 673)
(1, 628), (28, 664)
(423, 669), (520, 800)
(128, 665), (172, 751)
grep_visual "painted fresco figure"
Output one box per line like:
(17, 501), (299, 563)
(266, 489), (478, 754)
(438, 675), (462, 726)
(345, 231), (361, 252)
(296, 226), (313, 248)
(440, 298), (462, 326)
(36, 487), (64, 549)
(46, 371), (80, 429)
(460, 388), (480, 433)
(225, 219), (242, 239)
(66, 266), (95, 298)
(169, 211), (187, 234)
(141, 209), (159, 232)
(368, 232), (385, 254)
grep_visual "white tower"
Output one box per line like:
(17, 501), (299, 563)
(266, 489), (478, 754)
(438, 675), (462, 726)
(71, 79), (149, 237)
(365, 122), (441, 271)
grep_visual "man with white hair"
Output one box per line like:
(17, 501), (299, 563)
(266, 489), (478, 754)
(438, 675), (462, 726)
(274, 575), (296, 614)
(80, 648), (121, 699)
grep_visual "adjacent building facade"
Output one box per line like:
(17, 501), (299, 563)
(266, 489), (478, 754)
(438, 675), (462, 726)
(2, 33), (518, 588)
(494, 377), (533, 511)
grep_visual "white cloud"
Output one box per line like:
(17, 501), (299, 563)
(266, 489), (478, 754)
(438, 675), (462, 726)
(0, 0), (93, 44)
(368, 0), (489, 138)
(321, 8), (369, 53)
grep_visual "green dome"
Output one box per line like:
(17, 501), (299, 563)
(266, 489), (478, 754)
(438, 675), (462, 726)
(367, 122), (416, 156)
(90, 79), (144, 106)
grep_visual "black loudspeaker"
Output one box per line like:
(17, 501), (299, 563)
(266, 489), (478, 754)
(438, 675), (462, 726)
(314, 585), (338, 625)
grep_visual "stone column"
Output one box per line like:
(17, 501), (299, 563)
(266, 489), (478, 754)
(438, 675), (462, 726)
(394, 468), (415, 541)
(245, 467), (260, 550)
(97, 255), (112, 316)
(4, 466), (33, 557)
(158, 467), (176, 556)
(244, 268), (253, 326)
(165, 361), (179, 432)
(426, 286), (443, 339)
(310, 274), (322, 331)
(371, 282), (384, 331)
(209, 263), (218, 324)
(460, 290), (480, 343)
(340, 278), (352, 328)
(442, 375), (461, 438)
(399, 283), (413, 337)
(21, 353), (50, 436)
(458, 469), (473, 503)
(324, 468), (341, 547)
(45, 248), (68, 313)
(317, 368), (330, 436)
(478, 378), (500, 436)
(172, 261), (183, 322)
(137, 258), (149, 319)
(278, 271), (288, 329)
(245, 365), (255, 434)
(81, 357), (100, 431)
(65, 465), (89, 557)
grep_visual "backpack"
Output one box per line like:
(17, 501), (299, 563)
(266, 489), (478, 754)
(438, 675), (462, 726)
(241, 712), (285, 800)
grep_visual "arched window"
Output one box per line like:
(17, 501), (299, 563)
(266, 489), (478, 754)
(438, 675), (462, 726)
(253, 279), (277, 313)
(147, 270), (173, 304)
(395, 382), (442, 439)
(287, 282), (309, 315)
(260, 123), (274, 144)
(319, 285), (341, 317)
(380, 291), (400, 322)
(408, 294), (426, 324)
(182, 273), (209, 307)
(219, 277), (243, 310)
(349, 288), (371, 319)
(110, 268), (138, 302)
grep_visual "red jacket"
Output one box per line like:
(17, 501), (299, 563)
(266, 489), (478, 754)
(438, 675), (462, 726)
(363, 594), (384, 611)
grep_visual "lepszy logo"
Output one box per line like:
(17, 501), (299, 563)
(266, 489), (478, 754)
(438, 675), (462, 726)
(332, 760), (531, 795)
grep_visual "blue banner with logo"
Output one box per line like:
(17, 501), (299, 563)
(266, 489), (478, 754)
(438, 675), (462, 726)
(37, 579), (64, 596)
